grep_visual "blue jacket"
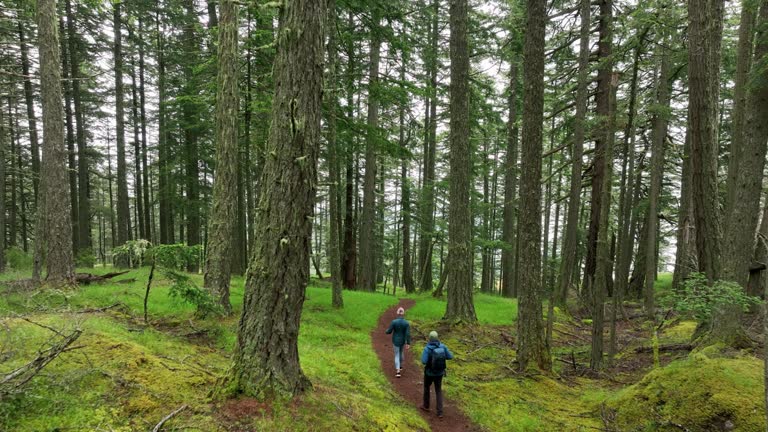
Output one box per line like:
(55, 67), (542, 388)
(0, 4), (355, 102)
(385, 317), (411, 347)
(421, 340), (454, 376)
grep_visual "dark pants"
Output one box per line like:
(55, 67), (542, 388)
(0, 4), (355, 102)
(423, 374), (444, 415)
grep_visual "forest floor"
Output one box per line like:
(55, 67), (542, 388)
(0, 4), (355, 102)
(0, 267), (765, 431)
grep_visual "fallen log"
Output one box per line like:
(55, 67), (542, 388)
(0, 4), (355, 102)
(75, 270), (131, 285)
(634, 343), (693, 354)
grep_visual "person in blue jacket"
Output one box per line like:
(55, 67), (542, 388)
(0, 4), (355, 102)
(420, 330), (454, 418)
(385, 307), (411, 378)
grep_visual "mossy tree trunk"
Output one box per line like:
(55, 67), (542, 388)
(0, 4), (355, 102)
(444, 0), (476, 322)
(517, 0), (551, 372)
(399, 28), (415, 294)
(225, 0), (326, 399)
(37, 0), (74, 284)
(203, 0), (239, 315)
(17, 20), (40, 204)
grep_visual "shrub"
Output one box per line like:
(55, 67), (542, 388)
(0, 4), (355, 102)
(147, 244), (202, 271)
(165, 270), (223, 318)
(5, 247), (32, 270)
(112, 240), (152, 269)
(75, 248), (96, 268)
(672, 273), (762, 323)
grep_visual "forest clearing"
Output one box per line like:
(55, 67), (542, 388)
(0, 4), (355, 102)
(2, 0), (768, 430)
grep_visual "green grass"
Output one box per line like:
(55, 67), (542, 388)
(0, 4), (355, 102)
(404, 292), (518, 325)
(0, 267), (427, 431)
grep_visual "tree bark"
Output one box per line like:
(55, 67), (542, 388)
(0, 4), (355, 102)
(517, 0), (551, 372)
(37, 0), (75, 284)
(556, 0), (590, 306)
(716, 0), (768, 347)
(724, 0), (758, 219)
(203, 0), (239, 315)
(688, 0), (725, 283)
(225, 0), (326, 399)
(444, 0), (477, 322)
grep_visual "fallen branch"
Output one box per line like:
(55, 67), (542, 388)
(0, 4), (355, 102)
(74, 302), (126, 314)
(0, 328), (82, 398)
(152, 404), (188, 432)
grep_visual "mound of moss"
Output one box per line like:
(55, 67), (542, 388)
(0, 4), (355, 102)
(608, 354), (765, 431)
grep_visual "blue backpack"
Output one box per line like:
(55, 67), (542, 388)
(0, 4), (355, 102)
(428, 345), (447, 374)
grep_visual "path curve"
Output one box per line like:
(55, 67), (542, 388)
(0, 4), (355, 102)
(372, 299), (479, 432)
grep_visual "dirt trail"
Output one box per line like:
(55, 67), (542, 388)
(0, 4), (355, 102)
(371, 299), (479, 432)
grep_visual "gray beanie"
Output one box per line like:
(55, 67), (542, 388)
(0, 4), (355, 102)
(429, 330), (439, 341)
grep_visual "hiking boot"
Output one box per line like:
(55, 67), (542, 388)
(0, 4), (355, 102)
(419, 406), (430, 412)
(437, 412), (444, 418)
(396, 369), (401, 378)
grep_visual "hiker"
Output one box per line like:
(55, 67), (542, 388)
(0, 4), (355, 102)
(385, 307), (411, 378)
(420, 330), (454, 418)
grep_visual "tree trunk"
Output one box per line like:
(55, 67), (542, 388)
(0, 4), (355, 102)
(60, 15), (78, 255)
(589, 0), (616, 371)
(444, 0), (476, 322)
(326, 0), (343, 307)
(128, 33), (145, 241)
(517, 0), (551, 372)
(17, 20), (40, 204)
(37, 0), (75, 284)
(614, 37), (643, 314)
(0, 105), (6, 272)
(65, 0), (90, 252)
(183, 0), (201, 269)
(716, 0), (768, 347)
(644, 42), (672, 320)
(724, 0), (758, 218)
(688, 0), (725, 283)
(399, 30), (415, 294)
(156, 8), (171, 245)
(225, 0), (326, 399)
(138, 18), (152, 242)
(114, 1), (131, 247)
(203, 0), (239, 315)
(358, 10), (382, 292)
(556, 0), (590, 306)
(501, 62), (519, 298)
(418, 0), (439, 293)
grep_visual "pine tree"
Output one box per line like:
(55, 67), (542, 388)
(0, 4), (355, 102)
(224, 0), (327, 399)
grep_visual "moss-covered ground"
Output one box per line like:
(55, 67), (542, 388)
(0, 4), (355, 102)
(1, 270), (766, 431)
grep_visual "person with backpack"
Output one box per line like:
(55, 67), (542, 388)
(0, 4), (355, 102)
(385, 307), (411, 378)
(420, 330), (454, 418)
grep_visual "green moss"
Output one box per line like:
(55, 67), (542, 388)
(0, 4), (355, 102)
(608, 355), (766, 431)
(662, 320), (697, 342)
(1, 273), (429, 431)
(405, 292), (518, 325)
